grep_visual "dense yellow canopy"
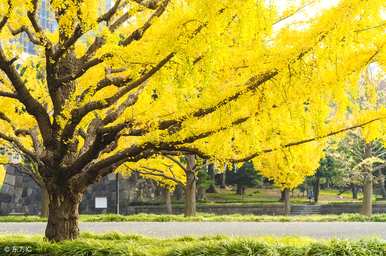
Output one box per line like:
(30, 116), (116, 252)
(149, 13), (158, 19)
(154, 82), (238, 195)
(0, 0), (384, 190)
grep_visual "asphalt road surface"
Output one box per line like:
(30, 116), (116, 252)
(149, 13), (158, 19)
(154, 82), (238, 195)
(0, 222), (385, 239)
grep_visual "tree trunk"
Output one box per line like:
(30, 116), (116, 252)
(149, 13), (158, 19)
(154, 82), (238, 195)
(377, 169), (386, 199)
(361, 143), (373, 217)
(314, 176), (320, 203)
(184, 155), (196, 217)
(283, 188), (291, 216)
(361, 173), (373, 216)
(40, 185), (49, 218)
(351, 184), (358, 199)
(384, 178), (386, 200)
(164, 188), (172, 214)
(174, 184), (183, 201)
(206, 163), (218, 193)
(220, 164), (226, 188)
(197, 186), (207, 200)
(45, 187), (83, 241)
(236, 184), (245, 195)
(279, 189), (285, 202)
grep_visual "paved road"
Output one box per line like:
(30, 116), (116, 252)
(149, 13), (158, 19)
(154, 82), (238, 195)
(0, 222), (385, 239)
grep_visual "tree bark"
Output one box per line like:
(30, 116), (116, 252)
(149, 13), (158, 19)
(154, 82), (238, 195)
(236, 184), (245, 195)
(45, 187), (83, 241)
(279, 189), (285, 202)
(361, 143), (373, 217)
(184, 155), (196, 217)
(384, 178), (386, 200)
(351, 183), (358, 199)
(220, 164), (226, 188)
(164, 188), (172, 214)
(314, 176), (320, 203)
(40, 185), (49, 218)
(361, 173), (373, 216)
(283, 188), (291, 216)
(174, 184), (183, 201)
(206, 163), (218, 193)
(377, 169), (386, 199)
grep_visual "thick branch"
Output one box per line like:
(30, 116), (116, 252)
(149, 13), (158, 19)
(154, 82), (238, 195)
(61, 52), (174, 145)
(0, 48), (53, 147)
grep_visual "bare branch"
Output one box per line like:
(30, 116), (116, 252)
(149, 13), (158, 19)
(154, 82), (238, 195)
(7, 24), (42, 45)
(27, 0), (52, 48)
(130, 0), (160, 9)
(97, 0), (123, 23)
(137, 168), (183, 184)
(120, 0), (171, 46)
(0, 91), (17, 99)
(163, 154), (187, 172)
(0, 131), (38, 162)
(0, 0), (12, 32)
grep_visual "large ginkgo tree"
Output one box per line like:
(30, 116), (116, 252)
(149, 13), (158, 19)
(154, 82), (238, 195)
(0, 0), (385, 241)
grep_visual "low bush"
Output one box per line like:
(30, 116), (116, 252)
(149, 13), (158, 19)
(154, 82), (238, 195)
(0, 234), (384, 256)
(0, 213), (386, 223)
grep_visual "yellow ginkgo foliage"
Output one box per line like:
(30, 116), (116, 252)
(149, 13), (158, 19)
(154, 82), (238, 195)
(0, 0), (385, 241)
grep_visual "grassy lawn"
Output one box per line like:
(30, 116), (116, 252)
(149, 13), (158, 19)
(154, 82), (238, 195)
(1, 213), (385, 222)
(202, 188), (365, 205)
(0, 233), (384, 256)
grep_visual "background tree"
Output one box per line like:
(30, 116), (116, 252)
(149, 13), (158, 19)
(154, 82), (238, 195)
(331, 132), (386, 216)
(226, 161), (262, 196)
(0, 0), (384, 241)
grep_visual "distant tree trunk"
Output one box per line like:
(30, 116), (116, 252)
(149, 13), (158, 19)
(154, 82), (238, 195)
(236, 184), (245, 195)
(377, 169), (386, 199)
(361, 173), (373, 216)
(197, 186), (207, 200)
(174, 185), (183, 201)
(361, 144), (373, 217)
(220, 164), (226, 188)
(184, 155), (196, 217)
(384, 178), (386, 200)
(206, 163), (218, 193)
(314, 176), (320, 203)
(283, 188), (291, 216)
(351, 184), (358, 199)
(40, 185), (49, 218)
(164, 188), (172, 214)
(279, 189), (285, 202)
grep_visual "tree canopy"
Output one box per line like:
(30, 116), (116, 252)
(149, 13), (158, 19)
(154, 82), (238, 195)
(0, 0), (385, 241)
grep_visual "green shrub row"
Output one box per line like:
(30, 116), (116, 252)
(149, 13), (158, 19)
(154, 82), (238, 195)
(0, 234), (384, 256)
(169, 239), (386, 256)
(1, 213), (386, 223)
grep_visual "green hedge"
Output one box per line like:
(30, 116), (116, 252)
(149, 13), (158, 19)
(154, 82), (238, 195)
(0, 233), (385, 256)
(1, 213), (386, 223)
(169, 239), (386, 256)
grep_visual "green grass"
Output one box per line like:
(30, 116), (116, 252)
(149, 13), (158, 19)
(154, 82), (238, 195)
(1, 213), (386, 223)
(203, 188), (365, 205)
(0, 233), (384, 256)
